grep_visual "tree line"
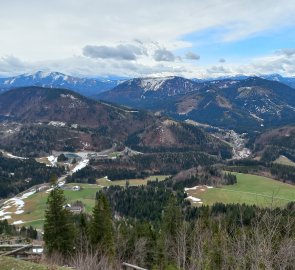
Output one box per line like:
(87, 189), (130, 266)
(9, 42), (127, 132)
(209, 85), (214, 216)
(0, 219), (38, 240)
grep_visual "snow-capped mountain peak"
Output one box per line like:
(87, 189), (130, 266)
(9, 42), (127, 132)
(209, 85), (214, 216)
(139, 76), (176, 92)
(0, 71), (120, 96)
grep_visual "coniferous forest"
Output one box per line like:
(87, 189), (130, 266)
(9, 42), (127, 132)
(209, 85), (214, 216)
(42, 175), (295, 269)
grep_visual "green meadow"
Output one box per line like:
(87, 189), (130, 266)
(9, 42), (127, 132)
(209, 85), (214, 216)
(187, 172), (295, 207)
(10, 176), (168, 229)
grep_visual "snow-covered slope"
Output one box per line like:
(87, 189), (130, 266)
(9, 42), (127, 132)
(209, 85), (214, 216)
(0, 71), (120, 96)
(97, 76), (203, 106)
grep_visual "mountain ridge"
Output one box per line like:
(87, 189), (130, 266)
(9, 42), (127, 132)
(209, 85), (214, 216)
(0, 71), (121, 96)
(0, 86), (231, 158)
(98, 76), (295, 132)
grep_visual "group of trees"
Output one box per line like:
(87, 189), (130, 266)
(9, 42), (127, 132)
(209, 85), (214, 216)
(44, 176), (114, 262)
(226, 159), (295, 184)
(68, 152), (220, 184)
(0, 154), (64, 198)
(67, 165), (149, 183)
(0, 219), (38, 240)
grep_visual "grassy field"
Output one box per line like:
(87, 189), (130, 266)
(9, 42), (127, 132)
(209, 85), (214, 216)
(274, 155), (295, 167)
(6, 175), (168, 229)
(187, 172), (295, 207)
(0, 256), (70, 270)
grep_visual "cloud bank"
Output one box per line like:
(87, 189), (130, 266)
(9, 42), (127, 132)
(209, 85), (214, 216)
(0, 1), (295, 78)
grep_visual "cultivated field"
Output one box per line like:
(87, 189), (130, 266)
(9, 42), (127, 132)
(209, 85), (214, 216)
(186, 172), (295, 207)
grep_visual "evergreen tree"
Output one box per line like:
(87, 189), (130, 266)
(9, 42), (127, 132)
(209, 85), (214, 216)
(89, 191), (114, 254)
(162, 196), (182, 238)
(43, 175), (74, 257)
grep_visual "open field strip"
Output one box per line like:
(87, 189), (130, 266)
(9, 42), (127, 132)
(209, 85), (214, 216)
(186, 172), (295, 207)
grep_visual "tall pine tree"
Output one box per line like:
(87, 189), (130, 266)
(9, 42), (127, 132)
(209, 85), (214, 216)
(89, 191), (114, 255)
(44, 175), (74, 257)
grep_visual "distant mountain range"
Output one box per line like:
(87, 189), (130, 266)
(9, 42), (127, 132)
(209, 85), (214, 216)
(98, 76), (295, 132)
(195, 74), (295, 89)
(1, 71), (295, 132)
(0, 71), (121, 96)
(1, 71), (295, 97)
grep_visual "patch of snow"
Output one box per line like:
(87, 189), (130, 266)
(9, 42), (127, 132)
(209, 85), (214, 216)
(104, 176), (111, 182)
(38, 71), (52, 78)
(58, 181), (65, 187)
(9, 78), (16, 84)
(4, 152), (27, 160)
(12, 220), (24, 225)
(139, 77), (173, 92)
(187, 196), (202, 203)
(184, 185), (213, 191)
(184, 186), (200, 191)
(72, 159), (89, 173)
(250, 113), (264, 122)
(48, 121), (66, 127)
(47, 155), (58, 166)
(0, 190), (36, 219)
(46, 188), (54, 194)
(72, 185), (80, 191)
(60, 93), (77, 100)
(20, 190), (36, 200)
(0, 215), (11, 220)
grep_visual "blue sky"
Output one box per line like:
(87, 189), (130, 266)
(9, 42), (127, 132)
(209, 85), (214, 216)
(179, 25), (295, 64)
(0, 0), (295, 78)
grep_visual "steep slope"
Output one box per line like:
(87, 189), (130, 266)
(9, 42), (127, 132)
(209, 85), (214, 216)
(0, 87), (231, 157)
(0, 71), (119, 96)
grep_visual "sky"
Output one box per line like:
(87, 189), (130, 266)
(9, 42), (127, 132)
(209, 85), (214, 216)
(0, 0), (295, 78)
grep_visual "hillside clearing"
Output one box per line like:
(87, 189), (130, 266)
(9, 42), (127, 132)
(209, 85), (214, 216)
(186, 172), (295, 207)
(274, 155), (295, 167)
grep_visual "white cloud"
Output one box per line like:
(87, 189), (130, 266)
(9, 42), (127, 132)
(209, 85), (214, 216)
(83, 44), (147, 60)
(0, 1), (295, 78)
(1, 48), (295, 79)
(0, 0), (295, 61)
